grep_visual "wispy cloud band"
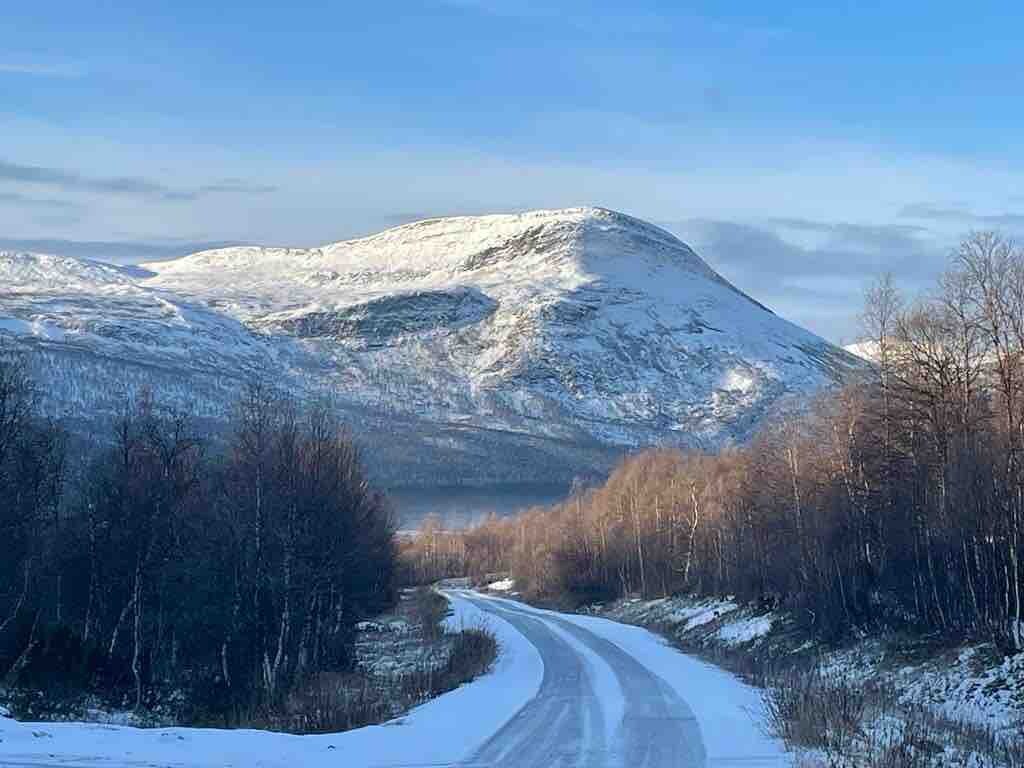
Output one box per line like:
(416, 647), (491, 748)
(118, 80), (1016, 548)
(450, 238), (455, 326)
(0, 190), (80, 209)
(900, 203), (1024, 230)
(0, 159), (277, 202)
(0, 60), (84, 78)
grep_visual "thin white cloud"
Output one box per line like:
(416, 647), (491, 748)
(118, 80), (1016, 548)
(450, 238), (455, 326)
(431, 0), (555, 18)
(0, 190), (80, 210)
(0, 158), (277, 202)
(899, 203), (1024, 231)
(0, 60), (84, 78)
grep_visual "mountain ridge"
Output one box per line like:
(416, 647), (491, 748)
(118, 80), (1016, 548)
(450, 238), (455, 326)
(1, 207), (862, 495)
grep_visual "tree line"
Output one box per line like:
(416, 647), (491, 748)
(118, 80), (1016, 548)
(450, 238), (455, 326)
(402, 232), (1024, 652)
(0, 359), (396, 722)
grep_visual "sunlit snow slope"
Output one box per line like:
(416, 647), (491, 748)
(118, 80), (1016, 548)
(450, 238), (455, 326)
(1, 207), (861, 487)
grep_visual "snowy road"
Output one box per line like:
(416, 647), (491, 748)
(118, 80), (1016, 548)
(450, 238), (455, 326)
(0, 591), (789, 767)
(457, 594), (706, 767)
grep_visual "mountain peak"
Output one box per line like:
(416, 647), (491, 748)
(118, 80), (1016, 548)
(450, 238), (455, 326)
(146, 206), (749, 311)
(334, 206), (690, 263)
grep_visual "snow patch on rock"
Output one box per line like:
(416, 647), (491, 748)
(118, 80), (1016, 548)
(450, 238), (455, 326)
(715, 613), (776, 645)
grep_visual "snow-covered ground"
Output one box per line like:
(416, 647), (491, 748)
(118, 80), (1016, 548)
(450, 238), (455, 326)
(816, 636), (1024, 734)
(0, 596), (541, 767)
(0, 591), (789, 767)
(486, 577), (515, 592)
(597, 594), (1024, 743)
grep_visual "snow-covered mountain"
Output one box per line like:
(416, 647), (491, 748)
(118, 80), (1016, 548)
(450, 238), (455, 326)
(844, 340), (880, 362)
(1, 207), (861, 489)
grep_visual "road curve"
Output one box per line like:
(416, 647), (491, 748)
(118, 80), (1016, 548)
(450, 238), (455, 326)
(455, 594), (707, 768)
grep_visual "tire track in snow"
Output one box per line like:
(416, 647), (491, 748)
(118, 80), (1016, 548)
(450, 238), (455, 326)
(460, 595), (706, 768)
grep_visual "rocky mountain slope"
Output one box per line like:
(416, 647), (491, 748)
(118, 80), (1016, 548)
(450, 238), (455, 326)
(844, 340), (879, 361)
(0, 207), (861, 490)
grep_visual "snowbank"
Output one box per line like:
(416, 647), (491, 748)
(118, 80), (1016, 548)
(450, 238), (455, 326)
(715, 613), (776, 645)
(601, 595), (740, 633)
(601, 594), (1024, 737)
(0, 594), (543, 768)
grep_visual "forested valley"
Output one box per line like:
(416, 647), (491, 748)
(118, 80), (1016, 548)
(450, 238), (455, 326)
(0, 364), (397, 725)
(403, 232), (1024, 653)
(5, 229), (1024, 750)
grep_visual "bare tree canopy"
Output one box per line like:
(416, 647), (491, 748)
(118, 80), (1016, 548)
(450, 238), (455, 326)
(404, 233), (1024, 653)
(0, 362), (397, 723)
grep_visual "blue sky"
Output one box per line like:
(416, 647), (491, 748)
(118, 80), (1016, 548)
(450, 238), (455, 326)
(3, 1), (1024, 341)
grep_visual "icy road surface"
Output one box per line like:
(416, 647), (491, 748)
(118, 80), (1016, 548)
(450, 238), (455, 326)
(456, 592), (707, 767)
(0, 591), (789, 767)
